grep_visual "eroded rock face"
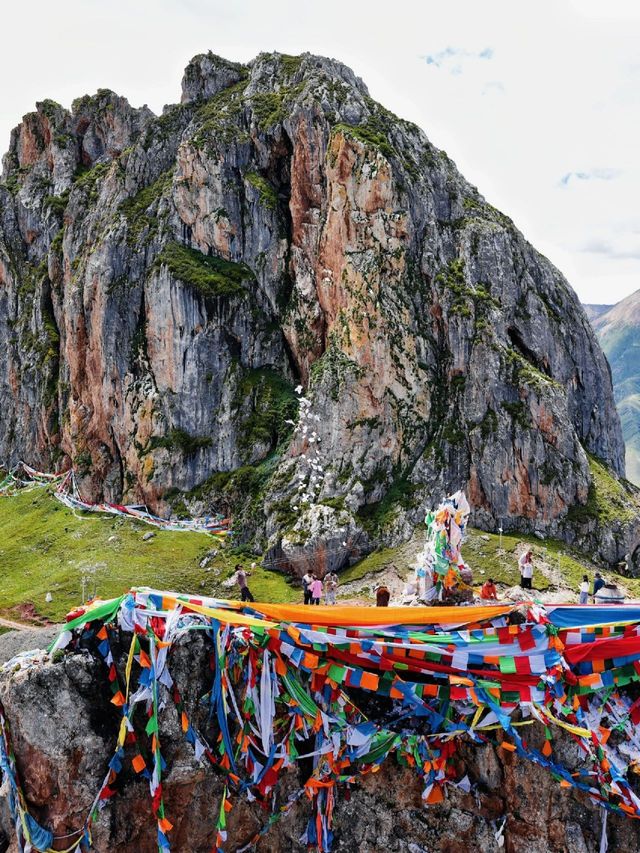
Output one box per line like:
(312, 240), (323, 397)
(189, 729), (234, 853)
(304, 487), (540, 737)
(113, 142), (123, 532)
(0, 51), (628, 570)
(180, 52), (247, 104)
(1, 642), (639, 853)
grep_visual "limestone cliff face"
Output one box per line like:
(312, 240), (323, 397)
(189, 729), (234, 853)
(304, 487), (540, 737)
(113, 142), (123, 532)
(0, 52), (627, 568)
(1, 641), (639, 853)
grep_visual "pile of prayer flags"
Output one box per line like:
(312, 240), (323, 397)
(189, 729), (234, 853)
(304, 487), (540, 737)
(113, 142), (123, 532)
(5, 591), (640, 850)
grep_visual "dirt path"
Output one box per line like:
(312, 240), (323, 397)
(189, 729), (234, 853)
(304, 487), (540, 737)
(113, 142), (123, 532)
(0, 625), (61, 664)
(0, 616), (30, 631)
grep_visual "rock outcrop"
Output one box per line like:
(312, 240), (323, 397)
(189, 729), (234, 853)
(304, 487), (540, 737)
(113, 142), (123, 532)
(1, 638), (639, 853)
(0, 51), (629, 572)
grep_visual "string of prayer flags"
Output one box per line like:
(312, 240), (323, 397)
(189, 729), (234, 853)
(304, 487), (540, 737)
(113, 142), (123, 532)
(4, 591), (640, 851)
(0, 461), (231, 536)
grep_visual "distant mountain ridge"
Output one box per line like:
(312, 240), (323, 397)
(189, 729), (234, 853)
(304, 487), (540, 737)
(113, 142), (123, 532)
(583, 303), (614, 322)
(588, 291), (640, 484)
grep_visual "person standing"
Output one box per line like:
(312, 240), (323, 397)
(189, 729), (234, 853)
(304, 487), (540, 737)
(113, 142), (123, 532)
(579, 575), (590, 604)
(324, 571), (338, 605)
(518, 550), (534, 590)
(310, 574), (323, 605)
(302, 570), (314, 605)
(235, 564), (255, 602)
(375, 585), (391, 607)
(593, 572), (605, 597)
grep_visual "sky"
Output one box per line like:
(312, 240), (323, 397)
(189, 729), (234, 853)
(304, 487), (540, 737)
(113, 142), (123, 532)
(2, 0), (639, 305)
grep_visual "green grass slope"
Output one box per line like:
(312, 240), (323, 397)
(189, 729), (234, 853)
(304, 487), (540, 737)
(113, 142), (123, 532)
(0, 488), (297, 622)
(464, 528), (640, 597)
(337, 527), (640, 600)
(1, 482), (639, 624)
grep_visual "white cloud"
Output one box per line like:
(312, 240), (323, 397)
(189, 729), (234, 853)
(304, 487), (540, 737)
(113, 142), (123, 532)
(481, 81), (505, 96)
(0, 0), (638, 305)
(580, 234), (640, 261)
(424, 46), (494, 74)
(559, 169), (622, 187)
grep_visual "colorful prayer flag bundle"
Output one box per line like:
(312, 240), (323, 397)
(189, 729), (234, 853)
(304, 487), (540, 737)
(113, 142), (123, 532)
(425, 490), (471, 594)
(4, 592), (640, 852)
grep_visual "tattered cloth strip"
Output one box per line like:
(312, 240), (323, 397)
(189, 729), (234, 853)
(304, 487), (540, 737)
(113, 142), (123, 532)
(5, 591), (640, 851)
(0, 462), (231, 536)
(0, 462), (65, 496)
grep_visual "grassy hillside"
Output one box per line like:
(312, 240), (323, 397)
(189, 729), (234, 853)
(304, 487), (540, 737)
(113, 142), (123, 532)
(464, 528), (640, 597)
(0, 488), (297, 622)
(2, 484), (638, 624)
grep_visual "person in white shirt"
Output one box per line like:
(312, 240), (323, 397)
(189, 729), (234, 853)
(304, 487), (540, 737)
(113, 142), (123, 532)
(518, 550), (534, 590)
(579, 575), (589, 604)
(235, 565), (254, 602)
(302, 571), (314, 605)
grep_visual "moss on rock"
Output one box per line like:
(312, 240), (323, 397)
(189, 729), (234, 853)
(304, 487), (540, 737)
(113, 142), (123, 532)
(233, 368), (298, 456)
(120, 171), (173, 246)
(149, 428), (212, 457)
(157, 242), (254, 299)
(245, 172), (278, 211)
(568, 454), (639, 527)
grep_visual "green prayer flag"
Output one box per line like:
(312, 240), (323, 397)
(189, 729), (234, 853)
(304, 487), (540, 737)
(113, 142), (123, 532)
(327, 664), (347, 684)
(499, 656), (517, 674)
(48, 595), (126, 650)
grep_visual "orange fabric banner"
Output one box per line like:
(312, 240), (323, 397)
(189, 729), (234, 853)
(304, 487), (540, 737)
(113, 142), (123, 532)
(213, 601), (514, 627)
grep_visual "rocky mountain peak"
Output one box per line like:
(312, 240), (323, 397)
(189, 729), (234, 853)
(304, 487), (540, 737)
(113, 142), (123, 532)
(71, 89), (154, 166)
(180, 52), (248, 104)
(246, 51), (370, 98)
(0, 51), (634, 575)
(1, 99), (76, 191)
(1, 89), (153, 201)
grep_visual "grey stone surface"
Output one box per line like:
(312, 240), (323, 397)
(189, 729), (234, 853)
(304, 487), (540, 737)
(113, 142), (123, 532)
(1, 637), (640, 852)
(0, 627), (59, 664)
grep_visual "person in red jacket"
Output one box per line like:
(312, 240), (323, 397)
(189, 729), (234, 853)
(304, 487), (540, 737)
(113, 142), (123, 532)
(480, 578), (498, 601)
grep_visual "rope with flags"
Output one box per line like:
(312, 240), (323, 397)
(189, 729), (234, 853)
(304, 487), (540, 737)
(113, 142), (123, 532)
(0, 462), (231, 536)
(4, 592), (640, 851)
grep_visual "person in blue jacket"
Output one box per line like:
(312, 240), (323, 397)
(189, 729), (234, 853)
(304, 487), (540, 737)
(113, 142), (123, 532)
(593, 572), (605, 597)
